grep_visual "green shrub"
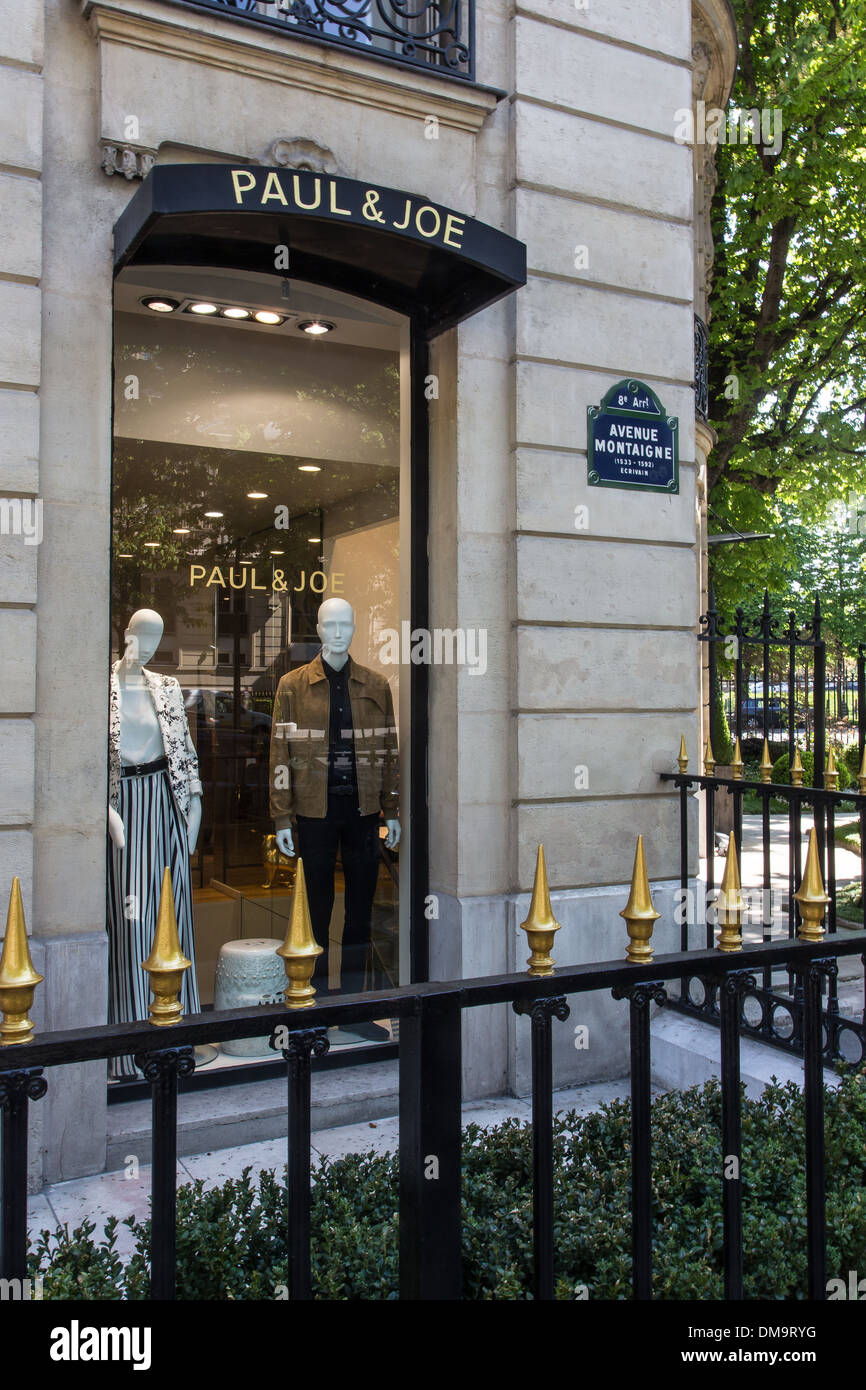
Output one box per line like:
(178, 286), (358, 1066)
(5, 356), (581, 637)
(832, 748), (853, 791)
(772, 749), (813, 785)
(712, 680), (735, 766)
(740, 738), (786, 763)
(772, 747), (852, 790)
(28, 1072), (866, 1301)
(843, 743), (863, 785)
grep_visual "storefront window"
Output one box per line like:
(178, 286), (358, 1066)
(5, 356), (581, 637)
(110, 266), (409, 1072)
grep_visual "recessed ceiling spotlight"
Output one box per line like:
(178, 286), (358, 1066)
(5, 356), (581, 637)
(173, 527), (191, 535)
(189, 302), (219, 316)
(298, 464), (321, 473)
(204, 510), (224, 519)
(144, 541), (160, 548)
(308, 536), (321, 543)
(142, 297), (179, 313)
(270, 549), (285, 556)
(221, 306), (251, 320)
(118, 552), (134, 558)
(254, 310), (284, 326)
(298, 320), (335, 336)
(247, 491), (268, 499)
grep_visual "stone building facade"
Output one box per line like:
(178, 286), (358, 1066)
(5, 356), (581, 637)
(0, 0), (736, 1184)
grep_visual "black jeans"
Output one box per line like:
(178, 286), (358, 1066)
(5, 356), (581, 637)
(295, 795), (381, 994)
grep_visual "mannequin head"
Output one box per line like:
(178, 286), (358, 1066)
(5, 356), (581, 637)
(317, 598), (355, 666)
(123, 609), (164, 667)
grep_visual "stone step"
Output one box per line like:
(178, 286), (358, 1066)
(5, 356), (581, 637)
(106, 1059), (399, 1172)
(650, 1010), (844, 1098)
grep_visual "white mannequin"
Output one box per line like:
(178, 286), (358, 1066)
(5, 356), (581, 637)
(275, 597), (401, 857)
(108, 609), (202, 853)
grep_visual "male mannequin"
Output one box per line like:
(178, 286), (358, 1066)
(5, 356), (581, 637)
(107, 609), (202, 1078)
(270, 597), (399, 1008)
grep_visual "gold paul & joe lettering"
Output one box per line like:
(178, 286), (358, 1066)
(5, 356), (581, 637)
(230, 170), (467, 250)
(189, 565), (344, 594)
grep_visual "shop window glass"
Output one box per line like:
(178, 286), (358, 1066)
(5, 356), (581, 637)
(110, 267), (409, 1071)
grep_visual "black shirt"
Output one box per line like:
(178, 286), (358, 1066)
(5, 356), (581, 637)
(322, 656), (358, 797)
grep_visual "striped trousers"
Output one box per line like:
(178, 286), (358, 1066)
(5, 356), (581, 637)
(107, 767), (200, 1080)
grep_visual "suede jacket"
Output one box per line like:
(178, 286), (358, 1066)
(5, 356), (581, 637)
(269, 654), (399, 826)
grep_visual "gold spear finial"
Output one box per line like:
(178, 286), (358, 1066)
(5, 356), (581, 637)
(824, 746), (838, 791)
(759, 738), (773, 784)
(519, 845), (561, 977)
(791, 745), (804, 787)
(141, 867), (191, 1026)
(704, 734), (715, 777)
(793, 827), (829, 943)
(276, 857), (323, 1008)
(620, 836), (660, 964)
(731, 737), (744, 781)
(859, 746), (866, 796)
(677, 736), (688, 776)
(0, 878), (43, 1046)
(715, 838), (744, 952)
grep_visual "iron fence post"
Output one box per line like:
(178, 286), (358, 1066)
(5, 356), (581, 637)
(282, 1027), (329, 1301)
(0, 1068), (46, 1280)
(679, 776), (689, 978)
(612, 981), (665, 1300)
(801, 957), (835, 1300)
(133, 1046), (195, 1301)
(857, 644), (864, 767)
(718, 970), (755, 1300)
(399, 995), (462, 1300)
(513, 995), (570, 1300)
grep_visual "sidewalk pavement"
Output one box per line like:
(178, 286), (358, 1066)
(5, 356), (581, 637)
(734, 811), (862, 889)
(28, 1080), (639, 1263)
(701, 813), (863, 953)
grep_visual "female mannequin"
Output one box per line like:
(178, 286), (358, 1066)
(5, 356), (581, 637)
(107, 609), (202, 1078)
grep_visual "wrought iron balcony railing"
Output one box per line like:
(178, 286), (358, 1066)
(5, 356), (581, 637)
(169, 0), (475, 80)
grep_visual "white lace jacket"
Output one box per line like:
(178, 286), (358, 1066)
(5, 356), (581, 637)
(108, 663), (203, 827)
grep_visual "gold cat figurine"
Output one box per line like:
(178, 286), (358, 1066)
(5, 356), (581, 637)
(262, 833), (296, 890)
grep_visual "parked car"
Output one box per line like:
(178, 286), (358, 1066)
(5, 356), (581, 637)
(740, 697), (787, 731)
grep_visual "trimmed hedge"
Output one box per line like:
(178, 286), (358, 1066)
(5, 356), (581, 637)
(843, 743), (863, 784)
(29, 1071), (866, 1300)
(772, 748), (853, 791)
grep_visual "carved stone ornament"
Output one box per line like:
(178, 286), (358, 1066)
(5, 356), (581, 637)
(100, 141), (157, 180)
(692, 39), (714, 103)
(265, 137), (340, 174)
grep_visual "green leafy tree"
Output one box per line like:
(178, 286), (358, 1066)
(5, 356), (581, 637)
(707, 0), (866, 591)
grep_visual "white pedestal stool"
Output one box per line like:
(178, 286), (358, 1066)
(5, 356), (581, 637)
(214, 937), (285, 1058)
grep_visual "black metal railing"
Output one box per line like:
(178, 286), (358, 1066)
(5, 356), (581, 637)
(661, 590), (866, 1066)
(3, 931), (865, 1301)
(167, 0), (475, 80)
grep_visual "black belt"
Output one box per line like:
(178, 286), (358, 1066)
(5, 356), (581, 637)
(121, 756), (168, 778)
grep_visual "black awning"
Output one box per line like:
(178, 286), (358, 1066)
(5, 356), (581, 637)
(114, 164), (526, 337)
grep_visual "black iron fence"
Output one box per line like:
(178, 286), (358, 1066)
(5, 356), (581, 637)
(660, 591), (866, 1067)
(167, 0), (475, 80)
(2, 849), (864, 1301)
